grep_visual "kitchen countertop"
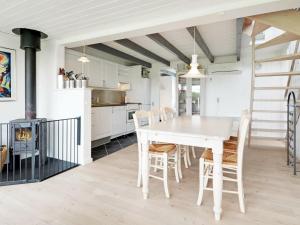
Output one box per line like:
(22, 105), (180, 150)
(92, 102), (142, 107)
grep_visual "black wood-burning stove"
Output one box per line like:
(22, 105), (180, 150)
(9, 28), (48, 178)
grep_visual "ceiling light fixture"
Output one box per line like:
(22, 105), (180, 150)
(181, 27), (206, 79)
(78, 45), (90, 63)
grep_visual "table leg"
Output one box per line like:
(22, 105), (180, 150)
(212, 141), (223, 220)
(141, 132), (149, 199)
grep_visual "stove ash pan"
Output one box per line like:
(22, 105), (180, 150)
(9, 118), (47, 165)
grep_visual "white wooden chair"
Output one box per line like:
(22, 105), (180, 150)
(161, 106), (196, 168)
(134, 110), (179, 198)
(223, 109), (249, 152)
(197, 114), (250, 213)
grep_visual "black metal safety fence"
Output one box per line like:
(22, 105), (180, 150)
(0, 117), (81, 186)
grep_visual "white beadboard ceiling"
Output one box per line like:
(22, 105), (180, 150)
(0, 0), (298, 43)
(1, 0), (299, 65)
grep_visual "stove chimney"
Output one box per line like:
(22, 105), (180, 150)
(12, 28), (48, 120)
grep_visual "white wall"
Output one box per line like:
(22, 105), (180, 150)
(0, 33), (25, 122)
(204, 55), (251, 117)
(37, 40), (92, 165)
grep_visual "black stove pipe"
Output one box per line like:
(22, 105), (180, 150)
(12, 28), (47, 120)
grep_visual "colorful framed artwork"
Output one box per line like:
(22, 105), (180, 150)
(0, 47), (16, 101)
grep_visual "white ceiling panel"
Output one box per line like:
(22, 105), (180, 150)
(197, 20), (236, 56)
(103, 42), (157, 64)
(160, 28), (205, 58)
(130, 36), (178, 61)
(0, 0), (296, 43)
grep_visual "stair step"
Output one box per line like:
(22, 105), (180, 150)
(255, 32), (300, 50)
(251, 136), (286, 141)
(255, 71), (300, 77)
(252, 128), (286, 133)
(252, 110), (287, 113)
(254, 86), (300, 90)
(255, 53), (300, 63)
(253, 99), (286, 102)
(252, 119), (287, 123)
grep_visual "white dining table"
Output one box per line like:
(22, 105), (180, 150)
(138, 115), (233, 220)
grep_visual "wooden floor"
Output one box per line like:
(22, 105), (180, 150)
(0, 144), (299, 225)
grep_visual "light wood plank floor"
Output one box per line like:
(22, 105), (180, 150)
(0, 144), (299, 225)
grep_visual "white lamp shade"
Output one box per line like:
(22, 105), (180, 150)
(180, 54), (206, 79)
(78, 56), (90, 63)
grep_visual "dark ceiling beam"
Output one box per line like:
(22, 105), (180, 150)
(236, 18), (244, 61)
(186, 26), (214, 63)
(89, 43), (152, 68)
(147, 33), (190, 64)
(115, 39), (170, 66)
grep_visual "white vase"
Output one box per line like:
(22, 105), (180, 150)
(69, 80), (75, 88)
(75, 80), (82, 88)
(64, 80), (70, 88)
(82, 80), (88, 88)
(57, 75), (64, 89)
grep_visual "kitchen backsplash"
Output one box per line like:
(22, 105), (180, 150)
(92, 89), (126, 105)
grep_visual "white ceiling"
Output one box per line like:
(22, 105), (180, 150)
(1, 0), (299, 65)
(99, 19), (237, 64)
(0, 0), (298, 46)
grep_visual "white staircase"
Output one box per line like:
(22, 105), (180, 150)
(248, 28), (300, 147)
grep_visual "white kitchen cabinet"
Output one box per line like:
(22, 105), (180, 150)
(126, 65), (151, 104)
(65, 49), (119, 89)
(111, 106), (126, 137)
(102, 60), (118, 88)
(88, 58), (104, 87)
(91, 107), (112, 141)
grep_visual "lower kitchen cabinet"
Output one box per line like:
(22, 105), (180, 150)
(91, 106), (127, 141)
(111, 106), (126, 137)
(91, 107), (112, 141)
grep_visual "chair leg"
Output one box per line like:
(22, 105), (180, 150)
(197, 158), (205, 206)
(237, 173), (245, 213)
(178, 148), (183, 179)
(191, 146), (196, 159)
(174, 151), (180, 183)
(187, 146), (192, 166)
(154, 157), (159, 172)
(163, 153), (170, 198)
(183, 149), (189, 168)
(137, 148), (142, 188)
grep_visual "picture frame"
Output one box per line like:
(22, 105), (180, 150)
(0, 47), (16, 101)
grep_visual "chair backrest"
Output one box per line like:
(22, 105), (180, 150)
(133, 110), (150, 145)
(236, 114), (250, 173)
(149, 109), (160, 125)
(133, 110), (149, 129)
(236, 109), (249, 138)
(161, 107), (176, 122)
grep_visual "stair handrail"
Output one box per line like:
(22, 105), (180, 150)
(287, 91), (297, 175)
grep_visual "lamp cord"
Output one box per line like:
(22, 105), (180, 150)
(193, 26), (195, 55)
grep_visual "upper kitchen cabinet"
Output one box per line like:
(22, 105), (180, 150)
(87, 58), (103, 87)
(65, 49), (119, 89)
(102, 60), (118, 89)
(126, 65), (151, 106)
(65, 50), (83, 75)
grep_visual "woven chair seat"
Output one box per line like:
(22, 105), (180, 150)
(229, 136), (238, 141)
(201, 149), (237, 166)
(149, 143), (176, 153)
